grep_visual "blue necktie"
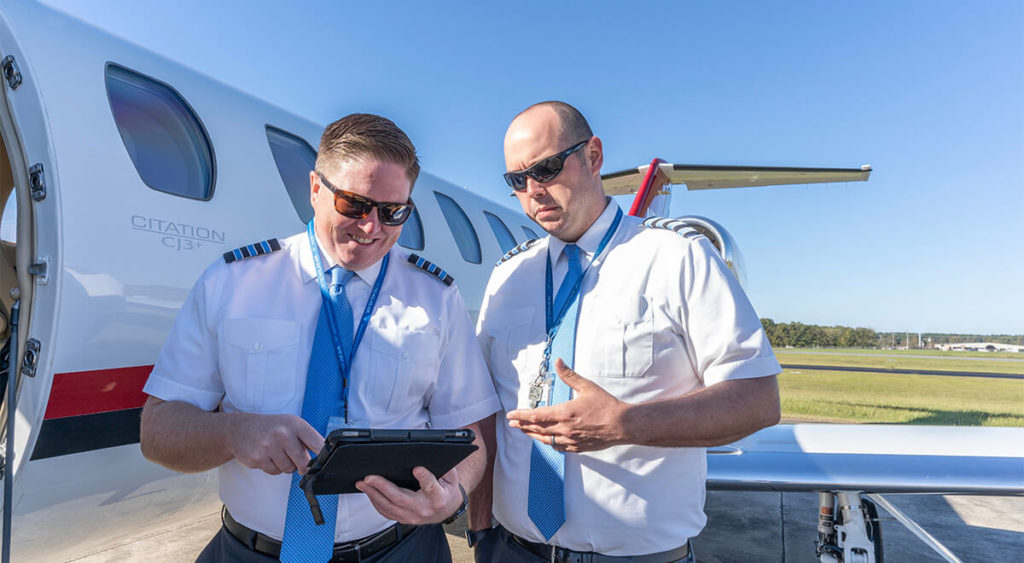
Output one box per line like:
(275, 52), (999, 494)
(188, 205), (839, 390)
(281, 267), (355, 562)
(528, 244), (582, 540)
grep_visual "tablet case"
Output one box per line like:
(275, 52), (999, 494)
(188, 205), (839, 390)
(298, 428), (478, 524)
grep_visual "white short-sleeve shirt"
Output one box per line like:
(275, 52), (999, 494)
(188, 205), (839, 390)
(145, 232), (500, 542)
(477, 201), (780, 556)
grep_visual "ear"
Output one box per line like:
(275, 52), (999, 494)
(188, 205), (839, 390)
(585, 136), (604, 175)
(309, 170), (320, 207)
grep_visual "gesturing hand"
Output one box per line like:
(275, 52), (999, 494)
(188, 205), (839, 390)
(355, 466), (463, 525)
(506, 359), (630, 452)
(226, 413), (324, 476)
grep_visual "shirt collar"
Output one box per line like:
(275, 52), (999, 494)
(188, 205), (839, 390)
(549, 197), (618, 264)
(299, 231), (383, 286)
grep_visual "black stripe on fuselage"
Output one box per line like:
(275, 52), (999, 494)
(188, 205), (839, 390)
(31, 408), (142, 460)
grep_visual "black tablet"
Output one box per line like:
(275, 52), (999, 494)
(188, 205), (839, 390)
(298, 428), (477, 524)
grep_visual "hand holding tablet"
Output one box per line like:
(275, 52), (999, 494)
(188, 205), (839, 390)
(298, 428), (478, 524)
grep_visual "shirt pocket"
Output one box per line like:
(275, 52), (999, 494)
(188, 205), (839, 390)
(367, 328), (440, 415)
(218, 318), (301, 412)
(490, 307), (536, 412)
(600, 295), (655, 378)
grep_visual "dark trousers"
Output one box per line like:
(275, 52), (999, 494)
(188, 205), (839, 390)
(196, 523), (452, 563)
(474, 525), (694, 563)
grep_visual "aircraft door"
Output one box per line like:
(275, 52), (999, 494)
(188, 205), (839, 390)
(0, 10), (62, 558)
(0, 134), (17, 402)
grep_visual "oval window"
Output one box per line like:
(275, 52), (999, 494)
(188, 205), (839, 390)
(397, 206), (425, 251)
(434, 192), (481, 264)
(266, 126), (317, 223)
(484, 211), (517, 253)
(105, 64), (215, 200)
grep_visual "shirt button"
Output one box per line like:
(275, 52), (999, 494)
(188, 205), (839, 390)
(254, 341), (263, 352)
(401, 352), (409, 359)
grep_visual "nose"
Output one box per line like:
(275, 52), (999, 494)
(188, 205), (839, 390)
(523, 177), (548, 198)
(356, 209), (383, 235)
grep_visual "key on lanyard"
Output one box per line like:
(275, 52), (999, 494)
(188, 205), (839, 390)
(530, 335), (555, 408)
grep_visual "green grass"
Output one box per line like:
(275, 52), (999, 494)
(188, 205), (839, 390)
(777, 350), (1024, 426)
(777, 347), (1024, 360)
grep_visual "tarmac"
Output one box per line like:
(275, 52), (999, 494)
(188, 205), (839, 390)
(70, 491), (1024, 562)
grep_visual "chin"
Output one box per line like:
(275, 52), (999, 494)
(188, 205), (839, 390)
(536, 219), (566, 237)
(340, 243), (392, 270)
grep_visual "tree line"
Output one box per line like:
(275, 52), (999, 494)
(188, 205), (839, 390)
(760, 319), (1024, 348)
(760, 319), (878, 348)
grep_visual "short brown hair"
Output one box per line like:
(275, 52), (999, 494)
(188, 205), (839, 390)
(316, 113), (420, 185)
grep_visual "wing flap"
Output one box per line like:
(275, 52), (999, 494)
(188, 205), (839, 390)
(601, 163), (872, 195)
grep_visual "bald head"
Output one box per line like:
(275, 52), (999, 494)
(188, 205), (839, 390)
(509, 101), (593, 148)
(504, 101), (607, 242)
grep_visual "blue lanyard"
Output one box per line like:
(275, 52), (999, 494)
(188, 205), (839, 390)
(544, 208), (623, 338)
(306, 221), (388, 421)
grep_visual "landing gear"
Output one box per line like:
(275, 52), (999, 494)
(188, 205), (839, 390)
(816, 491), (883, 563)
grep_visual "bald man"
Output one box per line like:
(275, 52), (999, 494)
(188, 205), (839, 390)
(467, 101), (781, 562)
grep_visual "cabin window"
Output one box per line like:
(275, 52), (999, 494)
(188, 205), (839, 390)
(397, 206), (425, 250)
(483, 211), (518, 253)
(434, 191), (481, 264)
(266, 126), (316, 223)
(105, 64), (215, 200)
(521, 225), (540, 240)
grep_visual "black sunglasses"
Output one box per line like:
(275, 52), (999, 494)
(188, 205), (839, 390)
(316, 171), (414, 226)
(502, 139), (590, 192)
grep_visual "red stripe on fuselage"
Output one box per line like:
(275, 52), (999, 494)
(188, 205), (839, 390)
(43, 365), (153, 420)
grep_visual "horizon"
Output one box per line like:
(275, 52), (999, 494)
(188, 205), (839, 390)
(36, 0), (1024, 334)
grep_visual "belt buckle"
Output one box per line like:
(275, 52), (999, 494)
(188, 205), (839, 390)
(550, 545), (578, 563)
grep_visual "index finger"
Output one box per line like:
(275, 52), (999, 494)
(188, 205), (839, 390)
(282, 438), (312, 476)
(507, 405), (559, 424)
(296, 421), (325, 455)
(360, 475), (417, 504)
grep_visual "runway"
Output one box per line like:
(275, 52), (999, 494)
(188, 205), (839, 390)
(777, 351), (1024, 363)
(70, 492), (1024, 562)
(780, 364), (1024, 379)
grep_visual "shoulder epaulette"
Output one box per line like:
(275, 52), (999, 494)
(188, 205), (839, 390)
(641, 217), (702, 240)
(407, 254), (454, 286)
(223, 239), (282, 264)
(496, 238), (540, 266)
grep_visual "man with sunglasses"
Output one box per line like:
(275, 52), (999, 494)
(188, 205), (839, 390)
(141, 113), (499, 562)
(469, 101), (781, 562)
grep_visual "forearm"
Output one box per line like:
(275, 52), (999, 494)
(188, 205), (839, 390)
(621, 375), (780, 448)
(139, 396), (236, 472)
(455, 417), (491, 495)
(467, 414), (496, 530)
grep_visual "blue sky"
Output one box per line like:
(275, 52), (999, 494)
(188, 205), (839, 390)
(40, 1), (1024, 334)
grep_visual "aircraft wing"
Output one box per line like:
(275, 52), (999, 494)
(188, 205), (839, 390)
(707, 424), (1024, 495)
(602, 163), (872, 196)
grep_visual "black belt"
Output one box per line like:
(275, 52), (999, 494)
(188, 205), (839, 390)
(509, 529), (690, 563)
(222, 507), (413, 562)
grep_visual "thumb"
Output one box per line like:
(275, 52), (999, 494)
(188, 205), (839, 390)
(555, 359), (588, 391)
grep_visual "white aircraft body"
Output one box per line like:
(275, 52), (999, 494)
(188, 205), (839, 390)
(0, 1), (1019, 562)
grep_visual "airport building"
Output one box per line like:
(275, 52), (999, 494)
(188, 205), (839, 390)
(937, 342), (1024, 353)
